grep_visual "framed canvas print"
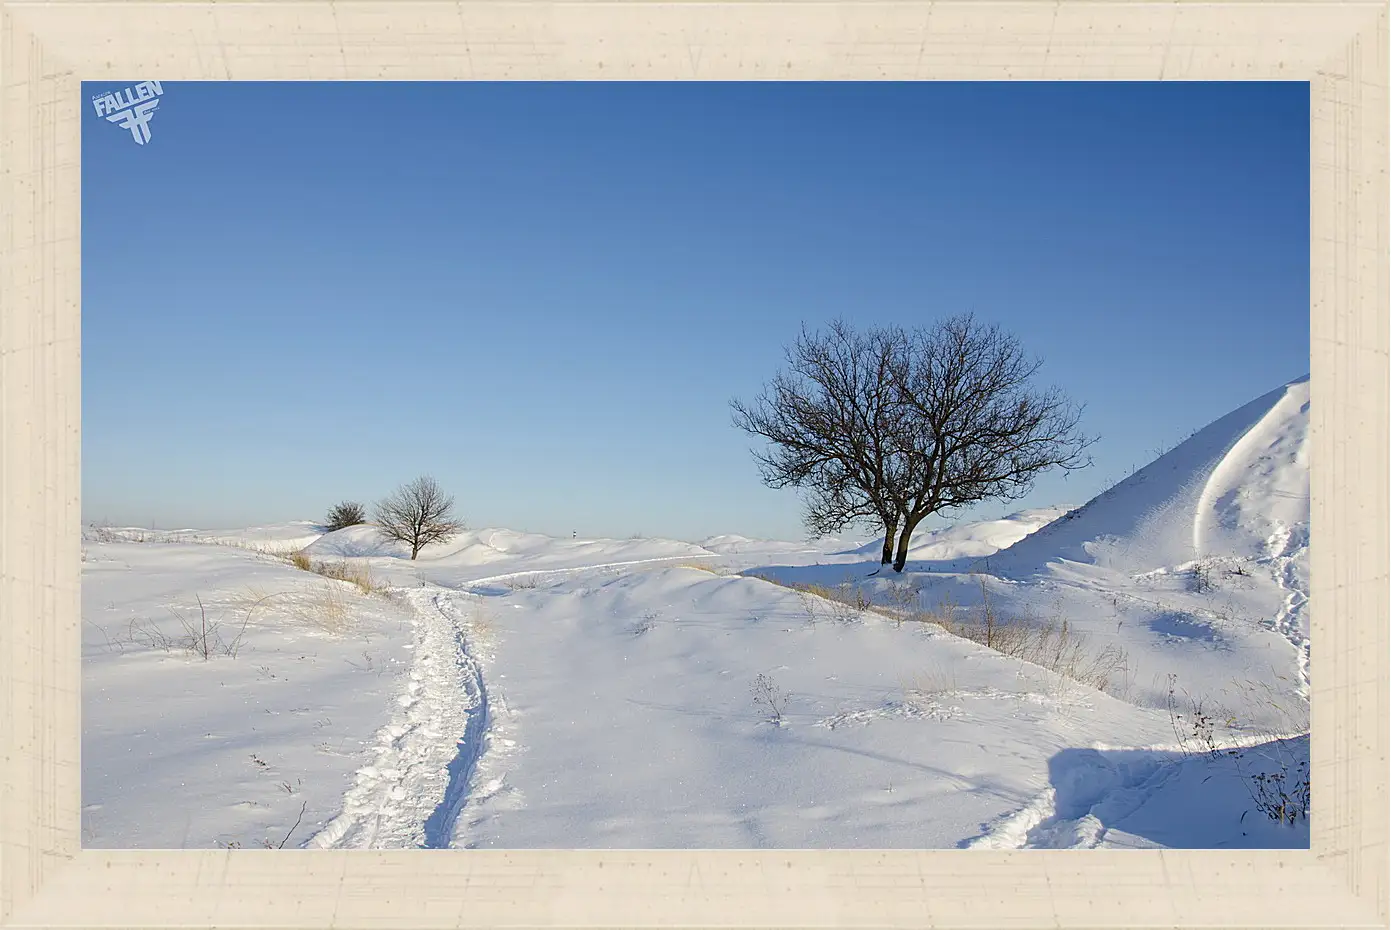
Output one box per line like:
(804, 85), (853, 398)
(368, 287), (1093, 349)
(2, 2), (1386, 928)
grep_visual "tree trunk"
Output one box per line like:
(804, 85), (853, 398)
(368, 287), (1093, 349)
(892, 514), (924, 572)
(410, 541), (420, 560)
(880, 520), (896, 565)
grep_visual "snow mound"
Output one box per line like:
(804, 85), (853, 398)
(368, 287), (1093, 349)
(845, 507), (1071, 563)
(84, 521), (326, 554)
(304, 525), (715, 570)
(993, 375), (1310, 576)
(698, 534), (863, 557)
(301, 524), (416, 559)
(192, 521), (327, 553)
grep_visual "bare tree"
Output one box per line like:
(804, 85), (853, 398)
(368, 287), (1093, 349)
(730, 321), (914, 568)
(373, 476), (464, 560)
(732, 316), (1094, 573)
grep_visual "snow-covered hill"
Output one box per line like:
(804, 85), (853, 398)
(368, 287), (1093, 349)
(992, 375), (1310, 577)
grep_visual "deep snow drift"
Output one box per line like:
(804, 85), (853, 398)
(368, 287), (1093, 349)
(82, 377), (1311, 851)
(992, 375), (1309, 576)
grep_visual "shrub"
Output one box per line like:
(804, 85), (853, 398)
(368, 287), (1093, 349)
(1247, 754), (1311, 824)
(751, 673), (791, 726)
(1165, 677), (1311, 825)
(324, 501), (366, 532)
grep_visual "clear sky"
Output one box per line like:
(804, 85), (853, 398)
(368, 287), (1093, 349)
(82, 81), (1309, 542)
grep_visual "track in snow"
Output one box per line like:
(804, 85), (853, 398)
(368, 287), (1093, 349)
(419, 592), (491, 848)
(1263, 524), (1311, 697)
(962, 749), (1173, 849)
(305, 556), (718, 849)
(304, 587), (488, 849)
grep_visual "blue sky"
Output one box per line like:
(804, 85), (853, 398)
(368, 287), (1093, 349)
(82, 81), (1309, 542)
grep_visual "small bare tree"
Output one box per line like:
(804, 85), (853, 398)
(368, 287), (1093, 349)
(373, 476), (463, 560)
(733, 315), (1094, 573)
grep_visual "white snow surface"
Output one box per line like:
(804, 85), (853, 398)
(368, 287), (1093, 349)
(83, 377), (1311, 850)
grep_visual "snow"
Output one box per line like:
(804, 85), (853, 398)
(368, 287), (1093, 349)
(82, 376), (1311, 851)
(82, 542), (415, 849)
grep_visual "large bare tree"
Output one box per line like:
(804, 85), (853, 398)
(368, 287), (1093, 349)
(373, 475), (464, 560)
(732, 316), (1094, 573)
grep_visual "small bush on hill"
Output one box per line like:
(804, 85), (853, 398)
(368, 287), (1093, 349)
(324, 501), (367, 532)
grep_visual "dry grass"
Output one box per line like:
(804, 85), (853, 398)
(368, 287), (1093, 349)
(931, 579), (1131, 694)
(745, 572), (879, 626)
(315, 559), (385, 596)
(675, 560), (730, 576)
(286, 550), (386, 596)
(94, 591), (286, 661)
(899, 664), (960, 711)
(747, 569), (1130, 695)
(788, 580), (872, 624)
(467, 600), (497, 644)
(284, 582), (359, 637)
(1226, 675), (1311, 734)
(884, 578), (928, 623)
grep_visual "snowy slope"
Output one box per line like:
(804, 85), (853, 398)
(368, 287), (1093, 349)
(969, 375), (1312, 711)
(82, 537), (414, 849)
(992, 375), (1310, 576)
(439, 563), (1180, 848)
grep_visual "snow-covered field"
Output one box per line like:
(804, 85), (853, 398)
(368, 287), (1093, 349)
(82, 377), (1311, 850)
